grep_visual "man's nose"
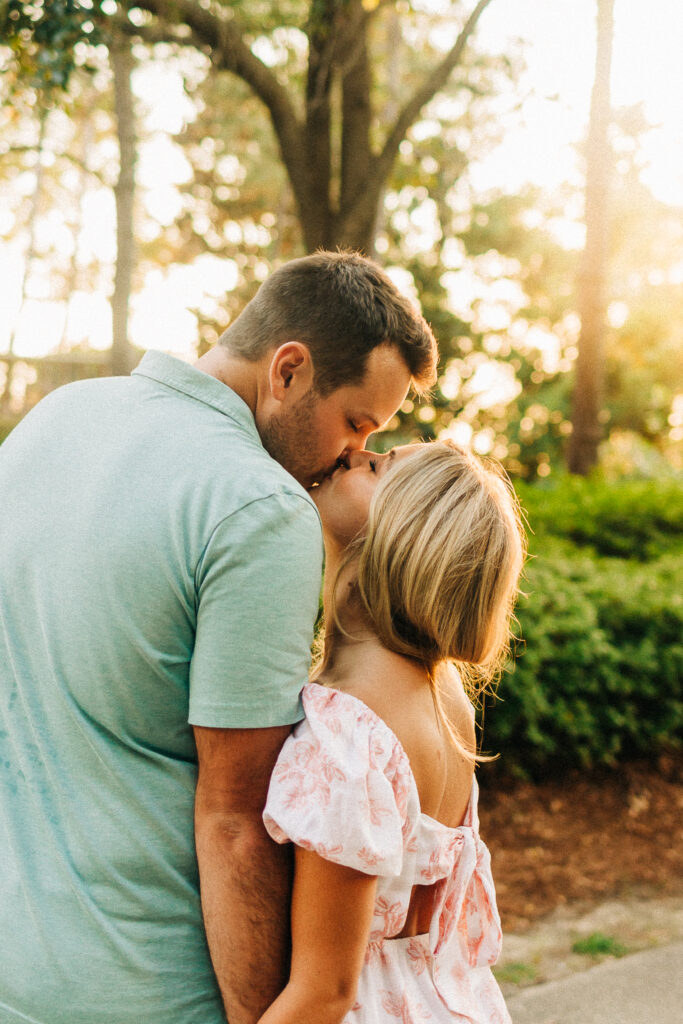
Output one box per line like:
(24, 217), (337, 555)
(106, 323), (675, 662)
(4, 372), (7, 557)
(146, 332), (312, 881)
(345, 432), (367, 454)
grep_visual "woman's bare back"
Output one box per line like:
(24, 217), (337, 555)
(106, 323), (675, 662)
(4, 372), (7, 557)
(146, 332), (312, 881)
(317, 644), (477, 936)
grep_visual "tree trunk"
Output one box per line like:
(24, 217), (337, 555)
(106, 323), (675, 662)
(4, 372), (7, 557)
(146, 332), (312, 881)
(126, 0), (493, 256)
(1, 106), (49, 412)
(299, 1), (335, 250)
(370, 8), (402, 250)
(59, 111), (93, 351)
(111, 34), (137, 376)
(337, 0), (373, 253)
(568, 0), (615, 475)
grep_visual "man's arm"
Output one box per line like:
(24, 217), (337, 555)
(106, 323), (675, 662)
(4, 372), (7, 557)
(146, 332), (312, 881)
(194, 723), (294, 1024)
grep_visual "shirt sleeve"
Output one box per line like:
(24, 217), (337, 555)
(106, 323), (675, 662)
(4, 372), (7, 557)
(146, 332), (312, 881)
(262, 686), (415, 877)
(188, 492), (323, 729)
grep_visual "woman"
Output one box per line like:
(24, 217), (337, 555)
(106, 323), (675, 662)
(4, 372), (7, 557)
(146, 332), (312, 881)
(260, 441), (525, 1024)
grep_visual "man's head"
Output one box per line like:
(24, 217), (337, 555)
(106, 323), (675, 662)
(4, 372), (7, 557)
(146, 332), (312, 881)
(218, 251), (438, 487)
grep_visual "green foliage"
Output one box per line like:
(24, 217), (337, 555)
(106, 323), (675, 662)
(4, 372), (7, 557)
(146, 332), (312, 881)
(3, 4), (680, 478)
(373, 184), (579, 478)
(481, 479), (683, 777)
(571, 933), (628, 958)
(375, 115), (683, 478)
(0, 0), (101, 95)
(487, 549), (683, 774)
(607, 283), (683, 445)
(518, 475), (683, 560)
(141, 62), (302, 353)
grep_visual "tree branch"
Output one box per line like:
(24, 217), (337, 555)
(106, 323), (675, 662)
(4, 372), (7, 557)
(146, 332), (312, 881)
(356, 0), (397, 36)
(334, 0), (494, 246)
(117, 17), (204, 51)
(307, 0), (374, 111)
(123, 1), (293, 113)
(375, 0), (495, 183)
(2, 143), (109, 185)
(121, 0), (307, 205)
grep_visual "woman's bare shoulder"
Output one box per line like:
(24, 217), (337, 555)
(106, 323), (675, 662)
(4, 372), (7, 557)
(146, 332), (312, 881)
(334, 644), (432, 739)
(331, 651), (475, 823)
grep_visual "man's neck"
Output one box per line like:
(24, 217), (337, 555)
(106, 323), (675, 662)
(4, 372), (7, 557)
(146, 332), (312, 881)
(194, 346), (260, 416)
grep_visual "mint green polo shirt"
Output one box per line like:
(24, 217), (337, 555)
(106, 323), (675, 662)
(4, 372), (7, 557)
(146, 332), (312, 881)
(0, 352), (323, 1023)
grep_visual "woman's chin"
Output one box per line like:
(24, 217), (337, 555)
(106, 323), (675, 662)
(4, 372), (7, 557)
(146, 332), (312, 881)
(308, 470), (338, 501)
(307, 480), (326, 504)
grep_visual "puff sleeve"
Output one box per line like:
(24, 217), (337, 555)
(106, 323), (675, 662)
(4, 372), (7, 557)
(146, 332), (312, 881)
(263, 684), (418, 877)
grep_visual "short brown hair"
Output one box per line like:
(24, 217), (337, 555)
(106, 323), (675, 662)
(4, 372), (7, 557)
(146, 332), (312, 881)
(218, 251), (438, 396)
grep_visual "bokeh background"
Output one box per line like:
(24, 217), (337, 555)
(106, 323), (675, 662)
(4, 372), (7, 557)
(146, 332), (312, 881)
(1, 0), (682, 780)
(2, 0), (682, 961)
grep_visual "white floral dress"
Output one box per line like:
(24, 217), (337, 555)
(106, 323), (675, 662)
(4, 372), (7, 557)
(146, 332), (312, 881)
(263, 683), (511, 1024)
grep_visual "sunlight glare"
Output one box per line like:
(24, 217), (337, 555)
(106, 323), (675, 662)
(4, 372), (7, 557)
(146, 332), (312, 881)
(2, 0), (682, 367)
(439, 420), (473, 446)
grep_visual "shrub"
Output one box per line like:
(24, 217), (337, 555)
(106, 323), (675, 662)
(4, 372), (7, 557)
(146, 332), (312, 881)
(516, 475), (683, 561)
(482, 541), (683, 778)
(571, 933), (628, 958)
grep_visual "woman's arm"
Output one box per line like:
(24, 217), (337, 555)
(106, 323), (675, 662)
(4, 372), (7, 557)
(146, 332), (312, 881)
(258, 847), (378, 1024)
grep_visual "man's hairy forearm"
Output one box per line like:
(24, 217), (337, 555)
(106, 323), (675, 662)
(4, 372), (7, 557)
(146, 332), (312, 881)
(196, 808), (293, 1024)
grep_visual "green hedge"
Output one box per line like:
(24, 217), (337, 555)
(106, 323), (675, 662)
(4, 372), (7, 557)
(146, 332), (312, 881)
(516, 475), (683, 561)
(482, 476), (683, 777)
(483, 545), (682, 776)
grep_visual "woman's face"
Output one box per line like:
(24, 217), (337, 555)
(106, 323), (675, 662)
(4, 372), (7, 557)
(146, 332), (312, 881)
(310, 443), (421, 549)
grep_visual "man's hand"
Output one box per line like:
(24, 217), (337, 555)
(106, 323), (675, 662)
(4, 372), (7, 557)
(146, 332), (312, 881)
(194, 724), (294, 1024)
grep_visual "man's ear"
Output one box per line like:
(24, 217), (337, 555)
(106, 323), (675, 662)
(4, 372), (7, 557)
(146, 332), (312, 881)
(268, 342), (314, 403)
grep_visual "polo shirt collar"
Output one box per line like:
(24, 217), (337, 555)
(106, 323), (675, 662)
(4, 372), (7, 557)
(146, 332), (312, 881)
(132, 350), (259, 439)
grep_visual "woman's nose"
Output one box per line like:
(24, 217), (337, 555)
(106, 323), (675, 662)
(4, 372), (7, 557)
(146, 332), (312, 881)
(346, 450), (382, 469)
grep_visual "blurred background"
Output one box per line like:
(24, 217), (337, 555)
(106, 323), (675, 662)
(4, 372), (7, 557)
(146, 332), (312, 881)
(1, 0), (682, 956)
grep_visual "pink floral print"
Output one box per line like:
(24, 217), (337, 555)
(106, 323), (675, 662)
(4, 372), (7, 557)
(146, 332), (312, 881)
(381, 990), (432, 1021)
(263, 683), (511, 1024)
(373, 896), (408, 938)
(357, 846), (385, 870)
(406, 938), (433, 976)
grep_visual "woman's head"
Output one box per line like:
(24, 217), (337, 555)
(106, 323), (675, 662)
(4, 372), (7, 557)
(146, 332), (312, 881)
(314, 441), (525, 679)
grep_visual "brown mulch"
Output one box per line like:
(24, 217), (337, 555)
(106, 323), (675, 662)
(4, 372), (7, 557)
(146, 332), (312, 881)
(477, 753), (683, 933)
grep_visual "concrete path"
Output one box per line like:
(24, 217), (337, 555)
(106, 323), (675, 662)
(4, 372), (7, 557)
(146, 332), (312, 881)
(505, 941), (683, 1024)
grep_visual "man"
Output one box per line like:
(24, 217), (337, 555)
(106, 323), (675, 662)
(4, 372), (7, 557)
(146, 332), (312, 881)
(0, 251), (437, 1024)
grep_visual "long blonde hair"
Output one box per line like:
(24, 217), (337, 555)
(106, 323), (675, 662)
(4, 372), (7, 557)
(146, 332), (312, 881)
(323, 441), (526, 751)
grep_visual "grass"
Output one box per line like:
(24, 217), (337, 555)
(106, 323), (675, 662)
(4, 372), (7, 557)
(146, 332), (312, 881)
(493, 961), (537, 985)
(571, 932), (628, 958)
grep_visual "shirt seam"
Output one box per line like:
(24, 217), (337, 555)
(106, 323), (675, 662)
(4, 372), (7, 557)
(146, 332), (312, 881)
(193, 491), (321, 593)
(189, 701), (306, 725)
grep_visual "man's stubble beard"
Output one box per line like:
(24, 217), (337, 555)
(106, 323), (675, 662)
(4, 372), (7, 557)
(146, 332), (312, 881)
(260, 388), (321, 487)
